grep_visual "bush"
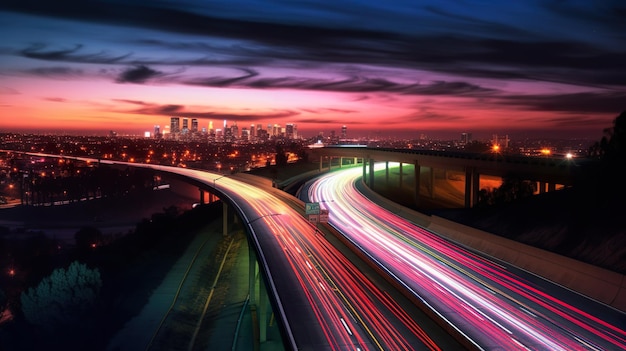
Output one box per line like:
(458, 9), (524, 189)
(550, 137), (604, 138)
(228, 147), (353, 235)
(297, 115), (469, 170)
(21, 261), (102, 331)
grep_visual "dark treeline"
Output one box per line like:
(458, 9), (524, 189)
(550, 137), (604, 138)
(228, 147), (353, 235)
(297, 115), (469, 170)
(442, 111), (626, 273)
(0, 198), (223, 351)
(13, 163), (157, 206)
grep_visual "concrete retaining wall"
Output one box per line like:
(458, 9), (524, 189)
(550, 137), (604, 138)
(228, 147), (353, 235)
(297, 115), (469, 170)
(355, 179), (626, 313)
(427, 216), (626, 312)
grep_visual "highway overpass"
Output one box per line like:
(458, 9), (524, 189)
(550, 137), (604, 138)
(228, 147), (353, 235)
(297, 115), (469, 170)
(302, 165), (626, 350)
(308, 146), (587, 207)
(2, 151), (465, 350)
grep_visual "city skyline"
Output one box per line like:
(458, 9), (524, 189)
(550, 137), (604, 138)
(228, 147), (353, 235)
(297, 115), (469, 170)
(1, 1), (625, 139)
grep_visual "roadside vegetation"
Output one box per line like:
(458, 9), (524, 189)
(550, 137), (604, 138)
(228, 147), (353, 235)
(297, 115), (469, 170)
(0, 195), (222, 350)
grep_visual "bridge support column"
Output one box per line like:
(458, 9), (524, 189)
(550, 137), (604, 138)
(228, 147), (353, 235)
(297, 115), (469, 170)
(363, 158), (367, 184)
(385, 161), (389, 186)
(548, 183), (556, 192)
(429, 167), (435, 198)
(399, 162), (404, 188)
(339, 157), (342, 168)
(223, 202), (228, 236)
(465, 168), (479, 208)
(539, 181), (546, 194)
(414, 161), (421, 207)
(369, 159), (375, 190)
(259, 274), (268, 343)
(199, 189), (205, 205)
(354, 157), (358, 165)
(472, 171), (480, 207)
(248, 245), (260, 350)
(319, 156), (323, 172)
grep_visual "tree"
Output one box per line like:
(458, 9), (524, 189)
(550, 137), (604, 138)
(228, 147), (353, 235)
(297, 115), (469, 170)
(21, 261), (102, 331)
(584, 111), (626, 204)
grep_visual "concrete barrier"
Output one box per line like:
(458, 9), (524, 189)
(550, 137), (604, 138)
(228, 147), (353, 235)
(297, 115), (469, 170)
(428, 216), (626, 312)
(356, 179), (626, 312)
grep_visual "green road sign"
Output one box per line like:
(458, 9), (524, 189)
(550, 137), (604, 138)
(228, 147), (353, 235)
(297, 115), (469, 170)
(305, 202), (320, 215)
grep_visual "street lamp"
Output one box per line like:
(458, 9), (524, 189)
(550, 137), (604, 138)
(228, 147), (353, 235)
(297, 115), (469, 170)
(213, 175), (227, 188)
(247, 213), (282, 225)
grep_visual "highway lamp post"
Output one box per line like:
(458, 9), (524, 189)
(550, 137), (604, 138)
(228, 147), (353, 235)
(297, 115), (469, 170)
(246, 213), (283, 225)
(213, 175), (226, 189)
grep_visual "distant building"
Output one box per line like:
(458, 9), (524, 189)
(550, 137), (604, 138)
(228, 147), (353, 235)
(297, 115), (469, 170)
(461, 132), (472, 144)
(231, 122), (239, 140)
(154, 125), (161, 139)
(286, 123), (295, 139)
(492, 134), (510, 149)
(191, 118), (198, 133)
(170, 117), (180, 134)
(341, 125), (347, 139)
(182, 118), (189, 135)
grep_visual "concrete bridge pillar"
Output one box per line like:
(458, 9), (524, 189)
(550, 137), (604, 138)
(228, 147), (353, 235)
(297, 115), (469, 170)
(199, 189), (205, 204)
(414, 161), (421, 206)
(369, 159), (375, 190)
(465, 167), (479, 208)
(248, 246), (260, 349)
(259, 274), (268, 343)
(249, 246), (257, 306)
(399, 162), (404, 187)
(539, 181), (546, 194)
(223, 202), (229, 236)
(472, 170), (480, 207)
(319, 155), (323, 172)
(385, 161), (389, 186)
(548, 183), (556, 192)
(339, 157), (343, 168)
(362, 158), (367, 184)
(429, 167), (435, 198)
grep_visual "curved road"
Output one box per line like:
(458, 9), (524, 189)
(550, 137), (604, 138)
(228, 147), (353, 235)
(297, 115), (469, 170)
(303, 164), (626, 350)
(9, 152), (459, 350)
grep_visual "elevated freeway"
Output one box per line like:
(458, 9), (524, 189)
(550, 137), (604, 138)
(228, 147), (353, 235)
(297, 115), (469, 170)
(302, 165), (626, 350)
(3, 151), (465, 350)
(309, 146), (588, 207)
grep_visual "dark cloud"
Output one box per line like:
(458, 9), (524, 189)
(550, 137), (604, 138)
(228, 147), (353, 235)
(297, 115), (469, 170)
(4, 1), (624, 89)
(186, 68), (259, 87)
(297, 117), (366, 125)
(405, 112), (464, 122)
(25, 66), (83, 78)
(20, 43), (130, 64)
(43, 97), (67, 102)
(300, 108), (357, 114)
(116, 65), (162, 84)
(498, 91), (626, 114)
(0, 87), (20, 95)
(188, 74), (497, 96)
(111, 99), (149, 106)
(110, 100), (299, 121)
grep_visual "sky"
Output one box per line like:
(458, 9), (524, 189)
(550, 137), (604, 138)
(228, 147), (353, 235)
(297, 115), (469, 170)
(1, 0), (625, 139)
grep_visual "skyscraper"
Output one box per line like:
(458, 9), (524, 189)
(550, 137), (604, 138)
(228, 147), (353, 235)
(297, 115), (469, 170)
(250, 124), (256, 141)
(231, 122), (239, 140)
(341, 125), (347, 139)
(154, 125), (161, 139)
(461, 132), (472, 144)
(170, 117), (180, 133)
(182, 118), (189, 135)
(191, 118), (198, 133)
(286, 123), (294, 139)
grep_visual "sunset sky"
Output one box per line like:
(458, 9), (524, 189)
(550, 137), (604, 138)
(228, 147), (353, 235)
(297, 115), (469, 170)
(1, 1), (624, 139)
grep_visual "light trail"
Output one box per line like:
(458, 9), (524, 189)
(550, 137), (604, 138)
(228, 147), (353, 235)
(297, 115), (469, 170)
(306, 164), (626, 350)
(8, 152), (448, 350)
